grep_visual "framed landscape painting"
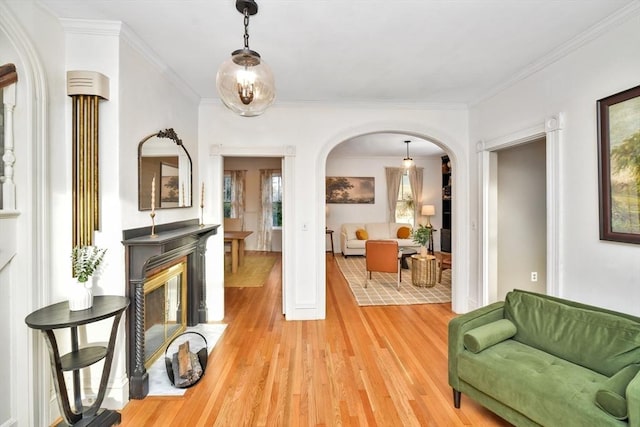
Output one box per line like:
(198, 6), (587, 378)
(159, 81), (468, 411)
(597, 84), (640, 244)
(326, 177), (375, 204)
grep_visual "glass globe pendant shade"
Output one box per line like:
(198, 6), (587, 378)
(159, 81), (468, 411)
(402, 157), (415, 169)
(216, 48), (275, 117)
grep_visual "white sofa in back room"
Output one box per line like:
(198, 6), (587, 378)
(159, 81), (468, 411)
(340, 222), (421, 257)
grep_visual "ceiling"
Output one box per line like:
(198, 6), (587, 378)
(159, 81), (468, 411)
(35, 0), (635, 156)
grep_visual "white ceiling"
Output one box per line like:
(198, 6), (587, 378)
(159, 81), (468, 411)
(35, 0), (635, 155)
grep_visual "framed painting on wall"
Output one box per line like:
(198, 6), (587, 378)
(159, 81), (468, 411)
(326, 177), (375, 204)
(597, 84), (640, 244)
(160, 162), (179, 208)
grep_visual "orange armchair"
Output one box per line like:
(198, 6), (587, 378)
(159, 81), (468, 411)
(365, 240), (401, 290)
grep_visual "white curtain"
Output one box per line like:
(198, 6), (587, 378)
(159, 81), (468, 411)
(257, 169), (276, 251)
(408, 167), (424, 227)
(229, 170), (246, 224)
(385, 167), (402, 222)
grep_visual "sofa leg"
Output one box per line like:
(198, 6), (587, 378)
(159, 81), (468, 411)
(453, 389), (461, 408)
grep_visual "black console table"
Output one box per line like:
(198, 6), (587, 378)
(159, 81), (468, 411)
(25, 296), (129, 426)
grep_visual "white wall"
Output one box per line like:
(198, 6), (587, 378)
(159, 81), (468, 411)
(470, 10), (640, 315)
(3, 3), (202, 422)
(199, 102), (470, 320)
(325, 154), (443, 253)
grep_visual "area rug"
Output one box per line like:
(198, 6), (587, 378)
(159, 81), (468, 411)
(224, 252), (278, 287)
(336, 255), (451, 306)
(147, 323), (227, 396)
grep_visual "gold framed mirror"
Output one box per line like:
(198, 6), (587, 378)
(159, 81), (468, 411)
(138, 128), (192, 211)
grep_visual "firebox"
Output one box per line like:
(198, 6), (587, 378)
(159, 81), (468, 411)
(143, 260), (187, 368)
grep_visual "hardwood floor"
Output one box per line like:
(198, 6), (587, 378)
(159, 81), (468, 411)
(120, 253), (510, 426)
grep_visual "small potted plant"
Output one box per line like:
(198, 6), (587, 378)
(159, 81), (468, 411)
(69, 245), (107, 310)
(411, 224), (432, 257)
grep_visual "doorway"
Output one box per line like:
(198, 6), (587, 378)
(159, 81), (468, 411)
(221, 156), (284, 305)
(495, 138), (547, 300)
(481, 113), (563, 304)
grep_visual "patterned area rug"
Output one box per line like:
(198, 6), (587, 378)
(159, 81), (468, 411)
(224, 252), (278, 287)
(147, 323), (227, 396)
(336, 255), (451, 306)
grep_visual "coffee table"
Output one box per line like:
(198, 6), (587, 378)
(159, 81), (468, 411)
(399, 248), (417, 269)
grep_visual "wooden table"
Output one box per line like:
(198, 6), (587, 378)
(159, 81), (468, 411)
(434, 251), (452, 282)
(25, 296), (129, 426)
(224, 230), (253, 273)
(325, 229), (335, 257)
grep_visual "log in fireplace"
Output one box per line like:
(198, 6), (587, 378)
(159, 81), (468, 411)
(122, 219), (219, 399)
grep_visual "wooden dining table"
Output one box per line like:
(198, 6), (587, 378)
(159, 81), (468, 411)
(224, 230), (253, 273)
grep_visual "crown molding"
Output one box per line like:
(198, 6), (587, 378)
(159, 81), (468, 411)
(470, 0), (640, 107)
(60, 18), (200, 104)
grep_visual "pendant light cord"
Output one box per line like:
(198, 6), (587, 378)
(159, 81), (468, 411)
(243, 8), (250, 49)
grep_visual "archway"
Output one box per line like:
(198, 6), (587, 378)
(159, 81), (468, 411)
(318, 126), (467, 314)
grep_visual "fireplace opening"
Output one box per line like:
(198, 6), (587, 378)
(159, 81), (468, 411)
(144, 261), (187, 368)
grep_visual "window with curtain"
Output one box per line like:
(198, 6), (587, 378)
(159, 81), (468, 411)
(395, 171), (414, 224)
(223, 172), (232, 218)
(271, 171), (282, 228)
(223, 170), (246, 220)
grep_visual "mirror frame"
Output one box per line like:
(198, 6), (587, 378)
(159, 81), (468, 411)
(138, 128), (193, 211)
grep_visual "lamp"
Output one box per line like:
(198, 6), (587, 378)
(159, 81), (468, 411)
(402, 140), (414, 169)
(421, 205), (435, 226)
(421, 204), (435, 254)
(216, 0), (275, 117)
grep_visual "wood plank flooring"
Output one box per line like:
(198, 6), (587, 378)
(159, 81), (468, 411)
(119, 253), (511, 426)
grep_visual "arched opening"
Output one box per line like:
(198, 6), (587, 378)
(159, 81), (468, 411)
(322, 130), (460, 311)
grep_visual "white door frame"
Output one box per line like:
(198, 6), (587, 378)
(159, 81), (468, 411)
(207, 145), (295, 317)
(478, 114), (564, 305)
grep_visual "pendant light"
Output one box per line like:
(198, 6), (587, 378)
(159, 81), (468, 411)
(402, 140), (415, 169)
(216, 0), (275, 117)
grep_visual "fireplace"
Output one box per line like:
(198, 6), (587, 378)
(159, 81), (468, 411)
(122, 219), (219, 399)
(143, 260), (187, 368)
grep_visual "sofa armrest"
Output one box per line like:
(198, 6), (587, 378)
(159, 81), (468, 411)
(448, 301), (506, 391)
(628, 370), (640, 427)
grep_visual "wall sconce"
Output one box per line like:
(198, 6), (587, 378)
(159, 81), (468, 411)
(67, 70), (109, 247)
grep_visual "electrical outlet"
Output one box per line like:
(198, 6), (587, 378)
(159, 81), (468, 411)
(531, 272), (538, 282)
(302, 223), (308, 231)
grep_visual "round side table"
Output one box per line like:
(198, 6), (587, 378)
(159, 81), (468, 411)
(410, 255), (437, 287)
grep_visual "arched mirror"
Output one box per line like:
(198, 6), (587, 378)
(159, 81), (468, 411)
(138, 128), (192, 210)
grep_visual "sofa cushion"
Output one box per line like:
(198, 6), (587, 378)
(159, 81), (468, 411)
(396, 226), (411, 239)
(505, 290), (640, 376)
(458, 339), (616, 427)
(356, 229), (368, 240)
(345, 239), (366, 249)
(343, 224), (364, 241)
(366, 223), (391, 239)
(596, 364), (640, 420)
(463, 319), (517, 353)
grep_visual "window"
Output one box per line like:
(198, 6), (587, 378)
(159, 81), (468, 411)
(223, 172), (232, 218)
(395, 171), (414, 225)
(271, 172), (282, 227)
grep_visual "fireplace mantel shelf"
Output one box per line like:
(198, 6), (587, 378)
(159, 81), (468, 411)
(122, 223), (218, 246)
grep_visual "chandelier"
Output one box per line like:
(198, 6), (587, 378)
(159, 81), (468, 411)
(402, 140), (415, 169)
(216, 0), (275, 117)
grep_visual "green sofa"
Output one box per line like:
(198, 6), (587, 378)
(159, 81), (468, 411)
(448, 289), (640, 427)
